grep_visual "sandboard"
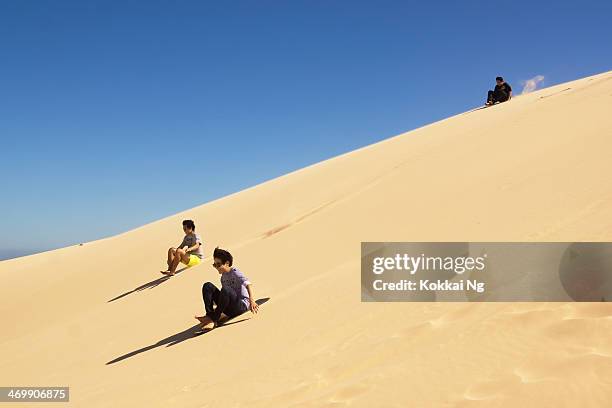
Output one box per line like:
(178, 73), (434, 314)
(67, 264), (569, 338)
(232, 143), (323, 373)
(193, 297), (270, 336)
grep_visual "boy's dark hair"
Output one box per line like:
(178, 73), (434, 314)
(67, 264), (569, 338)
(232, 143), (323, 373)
(496, 76), (504, 81)
(182, 219), (196, 231)
(213, 247), (233, 267)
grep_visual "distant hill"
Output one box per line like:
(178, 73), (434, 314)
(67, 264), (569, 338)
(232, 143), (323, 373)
(0, 248), (47, 261)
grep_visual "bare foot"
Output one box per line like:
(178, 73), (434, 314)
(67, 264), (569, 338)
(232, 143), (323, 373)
(161, 270), (175, 276)
(194, 315), (215, 330)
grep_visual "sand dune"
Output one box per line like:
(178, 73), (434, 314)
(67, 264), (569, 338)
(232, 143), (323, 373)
(1, 71), (612, 407)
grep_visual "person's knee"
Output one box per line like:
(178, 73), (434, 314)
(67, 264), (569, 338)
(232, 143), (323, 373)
(202, 282), (215, 293)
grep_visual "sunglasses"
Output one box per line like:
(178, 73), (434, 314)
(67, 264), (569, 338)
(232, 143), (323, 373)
(212, 262), (224, 268)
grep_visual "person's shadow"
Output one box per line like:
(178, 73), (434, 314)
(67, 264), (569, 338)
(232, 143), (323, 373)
(106, 297), (270, 365)
(107, 267), (189, 303)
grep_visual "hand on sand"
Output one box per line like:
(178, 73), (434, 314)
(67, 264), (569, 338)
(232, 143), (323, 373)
(250, 298), (259, 314)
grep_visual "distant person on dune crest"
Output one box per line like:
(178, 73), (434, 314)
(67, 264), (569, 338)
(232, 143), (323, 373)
(161, 219), (203, 276)
(486, 76), (512, 106)
(195, 247), (258, 330)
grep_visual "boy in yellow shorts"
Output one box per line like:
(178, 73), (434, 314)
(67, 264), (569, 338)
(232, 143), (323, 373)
(161, 220), (203, 276)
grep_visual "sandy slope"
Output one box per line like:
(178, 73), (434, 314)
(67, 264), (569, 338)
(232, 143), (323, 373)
(1, 71), (612, 407)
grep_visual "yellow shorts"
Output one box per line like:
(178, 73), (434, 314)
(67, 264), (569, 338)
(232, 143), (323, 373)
(182, 254), (201, 267)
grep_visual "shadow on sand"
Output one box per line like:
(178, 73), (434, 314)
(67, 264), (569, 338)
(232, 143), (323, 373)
(106, 297), (270, 365)
(107, 267), (189, 303)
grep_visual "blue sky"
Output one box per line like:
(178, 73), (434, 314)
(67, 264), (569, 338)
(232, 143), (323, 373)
(1, 0), (610, 259)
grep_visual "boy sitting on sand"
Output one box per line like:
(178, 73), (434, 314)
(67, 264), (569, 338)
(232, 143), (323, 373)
(195, 247), (258, 330)
(161, 219), (204, 276)
(486, 76), (513, 106)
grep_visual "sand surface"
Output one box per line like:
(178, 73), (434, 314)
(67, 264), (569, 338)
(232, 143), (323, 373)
(1, 71), (612, 407)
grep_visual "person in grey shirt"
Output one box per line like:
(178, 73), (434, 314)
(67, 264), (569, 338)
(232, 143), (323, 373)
(195, 247), (258, 329)
(161, 219), (203, 276)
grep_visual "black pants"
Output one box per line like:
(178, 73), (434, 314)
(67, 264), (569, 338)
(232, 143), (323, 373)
(487, 90), (508, 104)
(202, 282), (247, 322)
